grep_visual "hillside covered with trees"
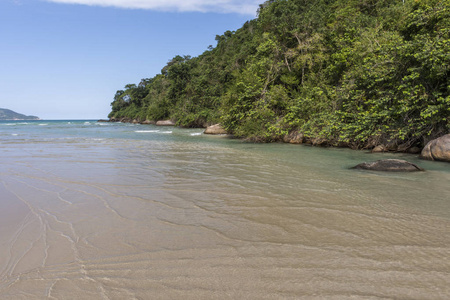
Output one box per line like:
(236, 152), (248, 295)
(0, 108), (39, 120)
(108, 0), (449, 150)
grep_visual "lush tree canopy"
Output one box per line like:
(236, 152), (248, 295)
(109, 0), (449, 149)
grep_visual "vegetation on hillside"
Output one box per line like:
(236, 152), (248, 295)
(108, 0), (449, 149)
(0, 108), (39, 120)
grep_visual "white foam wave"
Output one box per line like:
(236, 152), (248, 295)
(190, 133), (202, 136)
(2, 123), (26, 126)
(135, 130), (160, 133)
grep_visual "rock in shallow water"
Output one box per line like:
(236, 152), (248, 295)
(140, 120), (156, 125)
(204, 124), (228, 135)
(371, 145), (387, 153)
(283, 131), (304, 144)
(156, 120), (176, 126)
(352, 159), (424, 172)
(420, 134), (450, 162)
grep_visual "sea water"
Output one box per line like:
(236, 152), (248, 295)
(0, 120), (449, 299)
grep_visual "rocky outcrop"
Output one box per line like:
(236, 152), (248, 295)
(352, 159), (424, 172)
(156, 120), (176, 126)
(109, 117), (134, 123)
(420, 134), (450, 162)
(204, 124), (228, 135)
(283, 131), (304, 144)
(311, 137), (328, 147)
(370, 143), (421, 154)
(140, 120), (156, 125)
(371, 145), (387, 153)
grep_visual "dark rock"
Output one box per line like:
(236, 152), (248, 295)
(204, 124), (227, 135)
(97, 119), (110, 122)
(420, 134), (450, 162)
(335, 141), (350, 148)
(311, 138), (328, 146)
(352, 159), (424, 172)
(396, 143), (411, 152)
(407, 146), (422, 154)
(386, 141), (399, 151)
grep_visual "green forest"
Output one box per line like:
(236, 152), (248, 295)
(108, 0), (449, 150)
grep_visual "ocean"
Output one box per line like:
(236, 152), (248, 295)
(1, 120), (449, 299)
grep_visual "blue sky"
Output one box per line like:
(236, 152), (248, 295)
(0, 0), (259, 119)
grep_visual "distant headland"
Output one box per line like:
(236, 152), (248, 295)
(0, 108), (40, 120)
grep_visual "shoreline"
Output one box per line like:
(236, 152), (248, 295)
(102, 118), (432, 157)
(102, 117), (450, 164)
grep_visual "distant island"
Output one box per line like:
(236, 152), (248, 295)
(0, 108), (40, 120)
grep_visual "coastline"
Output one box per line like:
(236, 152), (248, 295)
(101, 118), (432, 157)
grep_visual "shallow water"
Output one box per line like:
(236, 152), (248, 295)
(1, 120), (449, 299)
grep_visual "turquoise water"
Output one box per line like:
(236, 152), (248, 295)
(1, 120), (449, 299)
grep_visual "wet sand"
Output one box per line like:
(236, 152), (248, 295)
(1, 126), (450, 299)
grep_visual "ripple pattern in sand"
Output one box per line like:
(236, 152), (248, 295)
(0, 135), (449, 299)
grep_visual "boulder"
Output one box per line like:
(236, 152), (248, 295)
(420, 134), (450, 162)
(283, 131), (304, 144)
(372, 145), (387, 153)
(140, 120), (156, 125)
(311, 137), (328, 146)
(386, 141), (399, 151)
(204, 124), (228, 135)
(119, 118), (131, 123)
(407, 146), (422, 154)
(156, 120), (176, 126)
(396, 143), (410, 152)
(352, 159), (424, 172)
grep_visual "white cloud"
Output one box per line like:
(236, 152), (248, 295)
(45, 0), (261, 15)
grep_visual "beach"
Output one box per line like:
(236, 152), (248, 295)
(1, 120), (450, 299)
